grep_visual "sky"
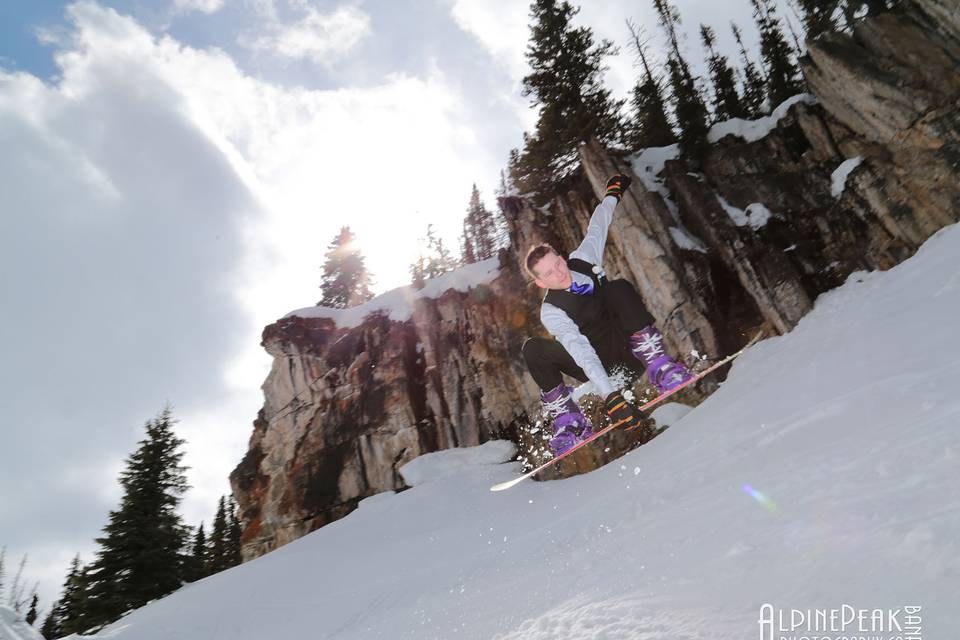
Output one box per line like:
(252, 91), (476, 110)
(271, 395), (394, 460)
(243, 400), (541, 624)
(0, 0), (778, 618)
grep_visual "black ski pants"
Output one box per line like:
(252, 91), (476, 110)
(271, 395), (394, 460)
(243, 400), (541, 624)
(522, 278), (656, 393)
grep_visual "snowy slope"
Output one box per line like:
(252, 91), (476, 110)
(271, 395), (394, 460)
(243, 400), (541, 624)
(77, 224), (959, 639)
(0, 605), (44, 640)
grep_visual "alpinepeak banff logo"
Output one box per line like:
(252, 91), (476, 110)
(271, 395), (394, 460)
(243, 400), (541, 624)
(758, 603), (923, 640)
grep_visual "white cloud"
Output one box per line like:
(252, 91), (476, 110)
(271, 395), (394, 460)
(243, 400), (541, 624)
(249, 5), (371, 65)
(1, 0), (504, 608)
(451, 0), (529, 82)
(172, 0), (225, 15)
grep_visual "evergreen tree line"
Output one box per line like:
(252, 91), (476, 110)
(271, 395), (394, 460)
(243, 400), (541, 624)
(508, 0), (900, 201)
(317, 184), (507, 308)
(410, 183), (505, 289)
(19, 408), (245, 639)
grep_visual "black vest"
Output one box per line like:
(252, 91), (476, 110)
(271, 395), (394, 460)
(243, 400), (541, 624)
(543, 258), (612, 346)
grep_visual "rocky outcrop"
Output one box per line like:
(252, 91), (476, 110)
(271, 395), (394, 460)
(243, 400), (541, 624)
(802, 3), (960, 249)
(231, 1), (959, 561)
(230, 264), (545, 558)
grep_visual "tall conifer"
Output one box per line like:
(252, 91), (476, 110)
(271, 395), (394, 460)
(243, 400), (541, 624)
(25, 592), (39, 626)
(700, 24), (747, 122)
(751, 0), (805, 107)
(318, 227), (375, 308)
(625, 19), (676, 149)
(460, 185), (499, 264)
(652, 0), (709, 160)
(208, 497), (228, 575)
(513, 0), (624, 199)
(82, 408), (190, 632)
(40, 608), (59, 639)
(731, 22), (767, 116)
(226, 499), (243, 568)
(184, 523), (207, 582)
(47, 555), (91, 636)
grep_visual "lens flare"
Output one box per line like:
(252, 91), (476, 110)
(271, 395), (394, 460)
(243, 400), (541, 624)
(741, 483), (778, 512)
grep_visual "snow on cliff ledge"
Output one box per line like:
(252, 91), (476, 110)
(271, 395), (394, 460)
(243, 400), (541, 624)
(708, 94), (818, 143)
(283, 256), (501, 329)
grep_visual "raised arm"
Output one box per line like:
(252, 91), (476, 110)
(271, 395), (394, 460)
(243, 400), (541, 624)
(568, 174), (632, 267)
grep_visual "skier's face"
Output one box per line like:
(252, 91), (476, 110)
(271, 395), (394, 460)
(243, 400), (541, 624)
(532, 252), (572, 290)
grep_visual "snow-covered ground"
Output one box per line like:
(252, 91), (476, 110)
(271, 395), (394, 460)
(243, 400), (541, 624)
(1, 605), (44, 640)
(48, 223), (958, 639)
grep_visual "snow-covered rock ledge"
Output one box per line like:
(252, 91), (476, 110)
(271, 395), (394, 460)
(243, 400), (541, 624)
(283, 256), (501, 328)
(234, 251), (537, 560)
(707, 94), (818, 143)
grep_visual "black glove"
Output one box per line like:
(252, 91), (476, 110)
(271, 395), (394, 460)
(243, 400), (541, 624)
(604, 390), (646, 429)
(604, 174), (632, 201)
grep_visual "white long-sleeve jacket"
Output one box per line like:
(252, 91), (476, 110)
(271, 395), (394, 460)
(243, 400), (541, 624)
(539, 195), (619, 396)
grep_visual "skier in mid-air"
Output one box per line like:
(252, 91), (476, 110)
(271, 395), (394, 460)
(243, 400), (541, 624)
(521, 174), (693, 455)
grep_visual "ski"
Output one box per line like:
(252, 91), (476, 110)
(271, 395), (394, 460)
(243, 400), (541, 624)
(490, 332), (764, 492)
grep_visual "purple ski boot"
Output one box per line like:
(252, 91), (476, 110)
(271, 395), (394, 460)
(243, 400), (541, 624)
(540, 382), (593, 455)
(630, 325), (693, 393)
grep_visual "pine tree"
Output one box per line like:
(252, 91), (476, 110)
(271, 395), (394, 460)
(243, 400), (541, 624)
(317, 227), (375, 309)
(513, 0), (624, 199)
(784, 10), (806, 56)
(731, 22), (768, 116)
(459, 223), (476, 266)
(208, 496), (228, 575)
(652, 0), (709, 161)
(460, 185), (498, 264)
(410, 225), (458, 288)
(226, 498), (243, 568)
(46, 555), (88, 638)
(700, 24), (747, 122)
(795, 0), (838, 40)
(751, 0), (805, 108)
(184, 523), (207, 582)
(624, 19), (676, 150)
(409, 255), (427, 290)
(25, 592), (39, 626)
(82, 407), (190, 632)
(40, 607), (58, 639)
(424, 225), (458, 278)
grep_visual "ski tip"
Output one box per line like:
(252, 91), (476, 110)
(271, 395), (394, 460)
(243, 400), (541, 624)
(490, 477), (525, 492)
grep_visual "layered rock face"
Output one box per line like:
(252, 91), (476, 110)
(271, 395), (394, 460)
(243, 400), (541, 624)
(230, 266), (546, 558)
(231, 2), (959, 561)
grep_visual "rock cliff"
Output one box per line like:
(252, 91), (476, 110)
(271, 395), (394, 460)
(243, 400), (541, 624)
(230, 264), (545, 557)
(231, 2), (959, 560)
